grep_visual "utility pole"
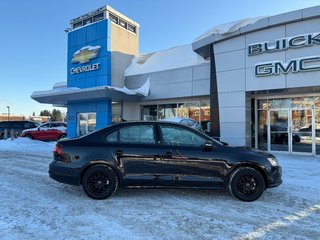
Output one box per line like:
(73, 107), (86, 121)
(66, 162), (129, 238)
(7, 106), (10, 121)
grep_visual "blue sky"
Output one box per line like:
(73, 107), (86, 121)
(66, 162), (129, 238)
(0, 0), (319, 116)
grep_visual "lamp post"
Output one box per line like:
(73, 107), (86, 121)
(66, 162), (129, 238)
(7, 106), (10, 121)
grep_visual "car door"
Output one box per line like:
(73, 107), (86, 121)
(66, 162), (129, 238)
(157, 123), (228, 188)
(34, 123), (51, 140)
(105, 123), (164, 186)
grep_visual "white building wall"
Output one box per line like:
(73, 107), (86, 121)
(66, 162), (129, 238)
(214, 16), (320, 146)
(214, 36), (248, 146)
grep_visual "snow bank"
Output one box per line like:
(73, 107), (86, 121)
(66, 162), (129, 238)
(0, 138), (55, 154)
(125, 44), (209, 76)
(194, 16), (267, 42)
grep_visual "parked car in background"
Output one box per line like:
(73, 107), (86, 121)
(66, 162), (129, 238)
(22, 122), (67, 141)
(0, 121), (40, 139)
(49, 121), (282, 202)
(162, 117), (203, 131)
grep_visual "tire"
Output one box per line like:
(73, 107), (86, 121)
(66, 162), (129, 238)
(229, 167), (265, 202)
(82, 165), (118, 200)
(24, 134), (33, 139)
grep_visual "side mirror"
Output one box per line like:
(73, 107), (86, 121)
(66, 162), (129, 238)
(203, 141), (214, 151)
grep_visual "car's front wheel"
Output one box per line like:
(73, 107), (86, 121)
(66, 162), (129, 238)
(24, 134), (33, 139)
(82, 165), (118, 200)
(229, 167), (265, 202)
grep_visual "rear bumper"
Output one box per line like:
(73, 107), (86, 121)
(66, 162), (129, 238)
(266, 166), (283, 188)
(49, 161), (81, 186)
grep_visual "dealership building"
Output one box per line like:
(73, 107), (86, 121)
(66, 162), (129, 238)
(32, 5), (320, 155)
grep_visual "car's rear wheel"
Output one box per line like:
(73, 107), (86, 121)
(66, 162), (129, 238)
(229, 167), (265, 202)
(82, 165), (118, 200)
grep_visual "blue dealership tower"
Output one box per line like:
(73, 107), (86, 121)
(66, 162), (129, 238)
(33, 6), (140, 137)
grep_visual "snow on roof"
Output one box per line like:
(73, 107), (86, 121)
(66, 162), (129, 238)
(53, 82), (67, 88)
(125, 44), (209, 76)
(194, 16), (267, 43)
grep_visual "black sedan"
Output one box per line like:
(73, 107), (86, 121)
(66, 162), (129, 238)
(49, 121), (282, 201)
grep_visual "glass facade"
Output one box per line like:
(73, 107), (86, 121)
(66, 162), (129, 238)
(78, 113), (96, 136)
(256, 96), (320, 155)
(141, 100), (210, 130)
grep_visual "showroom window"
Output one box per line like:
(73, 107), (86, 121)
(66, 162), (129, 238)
(141, 100), (211, 131)
(78, 113), (96, 136)
(141, 105), (157, 120)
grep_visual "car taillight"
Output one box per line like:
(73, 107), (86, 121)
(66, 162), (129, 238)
(54, 144), (63, 155)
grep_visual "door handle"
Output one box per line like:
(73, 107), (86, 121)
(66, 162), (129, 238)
(164, 151), (173, 158)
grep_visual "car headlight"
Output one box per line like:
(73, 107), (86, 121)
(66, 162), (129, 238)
(267, 157), (279, 166)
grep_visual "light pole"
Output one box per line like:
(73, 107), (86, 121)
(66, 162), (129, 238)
(7, 106), (10, 121)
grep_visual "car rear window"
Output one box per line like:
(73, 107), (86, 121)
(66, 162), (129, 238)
(106, 125), (155, 144)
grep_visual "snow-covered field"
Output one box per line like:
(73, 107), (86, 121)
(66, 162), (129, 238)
(0, 138), (319, 240)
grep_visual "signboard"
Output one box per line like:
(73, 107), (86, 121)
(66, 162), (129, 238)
(70, 46), (101, 75)
(248, 32), (320, 77)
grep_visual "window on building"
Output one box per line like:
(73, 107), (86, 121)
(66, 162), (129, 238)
(78, 113), (96, 136)
(127, 24), (136, 33)
(158, 104), (177, 119)
(112, 102), (123, 123)
(73, 21), (82, 29)
(119, 18), (127, 29)
(93, 13), (104, 22)
(141, 105), (157, 120)
(109, 13), (119, 24)
(83, 17), (93, 26)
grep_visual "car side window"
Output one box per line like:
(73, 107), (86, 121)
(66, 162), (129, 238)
(160, 125), (206, 147)
(106, 125), (155, 144)
(41, 123), (50, 128)
(180, 119), (188, 126)
(187, 119), (196, 127)
(106, 131), (118, 142)
(24, 122), (34, 128)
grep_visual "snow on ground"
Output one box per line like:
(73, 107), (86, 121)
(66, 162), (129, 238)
(0, 138), (319, 239)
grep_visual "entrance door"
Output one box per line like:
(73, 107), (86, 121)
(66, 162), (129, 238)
(291, 109), (313, 154)
(267, 109), (314, 154)
(269, 110), (289, 152)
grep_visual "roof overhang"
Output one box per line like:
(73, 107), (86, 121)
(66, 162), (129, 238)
(32, 80), (149, 105)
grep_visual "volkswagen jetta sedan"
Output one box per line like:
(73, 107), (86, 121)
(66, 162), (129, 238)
(49, 121), (282, 201)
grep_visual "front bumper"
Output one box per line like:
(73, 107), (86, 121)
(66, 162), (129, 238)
(49, 161), (81, 186)
(266, 166), (282, 188)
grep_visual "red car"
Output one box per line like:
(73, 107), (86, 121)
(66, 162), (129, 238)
(22, 122), (67, 141)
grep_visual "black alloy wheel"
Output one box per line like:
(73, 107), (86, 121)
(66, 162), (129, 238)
(82, 165), (118, 200)
(229, 167), (265, 202)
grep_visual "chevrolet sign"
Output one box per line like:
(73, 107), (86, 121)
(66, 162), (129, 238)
(71, 45), (101, 64)
(70, 45), (101, 75)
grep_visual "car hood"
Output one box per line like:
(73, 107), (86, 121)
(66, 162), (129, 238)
(22, 127), (38, 133)
(219, 145), (276, 165)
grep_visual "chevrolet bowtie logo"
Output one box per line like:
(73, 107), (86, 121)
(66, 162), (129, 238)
(71, 45), (101, 64)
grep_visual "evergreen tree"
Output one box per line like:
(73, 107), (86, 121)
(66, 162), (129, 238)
(52, 109), (62, 121)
